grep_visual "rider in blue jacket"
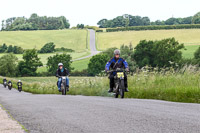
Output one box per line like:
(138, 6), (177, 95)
(56, 63), (69, 92)
(105, 49), (129, 93)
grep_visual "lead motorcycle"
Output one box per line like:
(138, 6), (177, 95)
(108, 68), (128, 99)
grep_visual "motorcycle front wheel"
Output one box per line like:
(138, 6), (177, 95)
(119, 80), (125, 99)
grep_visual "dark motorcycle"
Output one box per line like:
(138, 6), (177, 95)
(108, 68), (127, 99)
(8, 82), (12, 90)
(18, 85), (22, 92)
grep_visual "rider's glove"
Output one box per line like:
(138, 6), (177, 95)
(126, 68), (130, 72)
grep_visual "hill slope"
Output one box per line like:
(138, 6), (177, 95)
(0, 29), (88, 51)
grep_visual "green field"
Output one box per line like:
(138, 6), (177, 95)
(97, 29), (200, 52)
(0, 29), (88, 51)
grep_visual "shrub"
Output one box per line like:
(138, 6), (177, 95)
(39, 42), (55, 53)
(47, 54), (73, 75)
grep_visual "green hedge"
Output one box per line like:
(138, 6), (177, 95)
(96, 30), (103, 32)
(106, 24), (200, 32)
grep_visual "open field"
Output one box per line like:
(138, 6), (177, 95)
(0, 51), (90, 65)
(0, 29), (88, 51)
(97, 29), (200, 50)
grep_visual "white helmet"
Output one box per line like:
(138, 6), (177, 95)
(58, 63), (63, 66)
(18, 80), (21, 82)
(114, 49), (120, 55)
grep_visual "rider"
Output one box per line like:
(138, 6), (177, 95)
(105, 49), (129, 93)
(7, 80), (12, 88)
(3, 78), (7, 84)
(17, 80), (22, 89)
(56, 63), (69, 92)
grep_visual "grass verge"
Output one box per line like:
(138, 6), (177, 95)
(1, 67), (200, 103)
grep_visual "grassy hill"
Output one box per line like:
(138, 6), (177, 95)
(0, 29), (91, 71)
(0, 29), (88, 51)
(97, 29), (200, 58)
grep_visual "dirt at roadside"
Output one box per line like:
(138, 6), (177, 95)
(0, 106), (25, 133)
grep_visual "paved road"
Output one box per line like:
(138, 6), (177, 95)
(0, 86), (200, 133)
(72, 29), (100, 61)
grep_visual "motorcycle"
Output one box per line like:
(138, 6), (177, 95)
(18, 85), (22, 92)
(3, 81), (7, 88)
(59, 76), (69, 95)
(8, 82), (12, 90)
(108, 68), (128, 99)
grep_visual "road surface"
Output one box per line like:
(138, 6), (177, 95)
(0, 85), (200, 133)
(72, 29), (100, 61)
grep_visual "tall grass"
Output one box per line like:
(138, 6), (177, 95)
(1, 66), (200, 103)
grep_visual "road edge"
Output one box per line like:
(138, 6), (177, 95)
(0, 104), (29, 133)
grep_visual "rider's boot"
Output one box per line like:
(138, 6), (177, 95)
(108, 88), (113, 93)
(58, 88), (61, 92)
(66, 85), (69, 91)
(125, 88), (129, 92)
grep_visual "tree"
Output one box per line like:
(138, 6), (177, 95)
(152, 38), (184, 67)
(102, 47), (118, 58)
(133, 38), (184, 68)
(120, 44), (137, 72)
(193, 46), (200, 65)
(18, 49), (43, 76)
(192, 12), (200, 24)
(0, 53), (18, 76)
(47, 54), (73, 75)
(133, 40), (154, 68)
(77, 24), (84, 29)
(0, 43), (8, 53)
(39, 42), (55, 53)
(97, 19), (108, 28)
(7, 45), (13, 53)
(88, 54), (109, 76)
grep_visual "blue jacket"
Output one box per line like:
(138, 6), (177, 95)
(105, 57), (129, 71)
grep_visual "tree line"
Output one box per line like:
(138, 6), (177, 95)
(1, 38), (200, 77)
(86, 38), (200, 76)
(97, 12), (200, 28)
(0, 44), (23, 54)
(1, 13), (70, 31)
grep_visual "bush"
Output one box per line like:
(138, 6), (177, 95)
(39, 42), (55, 53)
(47, 54), (73, 75)
(18, 49), (43, 76)
(88, 54), (109, 76)
(133, 38), (184, 68)
(0, 53), (18, 77)
(55, 47), (75, 52)
(96, 30), (103, 32)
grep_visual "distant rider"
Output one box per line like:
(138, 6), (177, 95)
(8, 80), (12, 88)
(105, 49), (129, 93)
(3, 78), (7, 84)
(56, 63), (70, 92)
(17, 80), (22, 89)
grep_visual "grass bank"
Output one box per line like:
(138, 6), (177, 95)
(1, 67), (200, 103)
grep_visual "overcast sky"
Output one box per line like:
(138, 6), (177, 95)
(0, 0), (199, 27)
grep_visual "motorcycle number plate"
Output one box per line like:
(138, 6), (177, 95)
(117, 72), (124, 78)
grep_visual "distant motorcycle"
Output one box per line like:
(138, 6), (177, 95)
(18, 84), (22, 92)
(8, 81), (12, 90)
(108, 68), (128, 99)
(3, 81), (7, 88)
